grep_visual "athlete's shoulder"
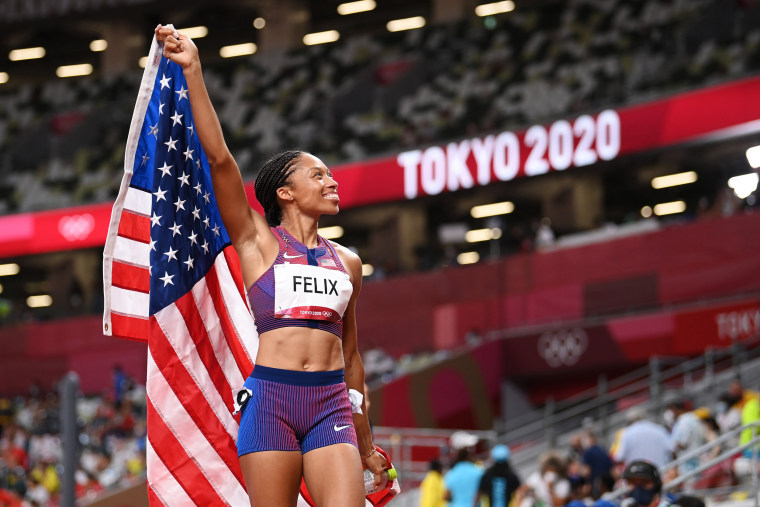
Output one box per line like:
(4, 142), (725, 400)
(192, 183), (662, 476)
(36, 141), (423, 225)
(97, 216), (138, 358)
(329, 240), (362, 271)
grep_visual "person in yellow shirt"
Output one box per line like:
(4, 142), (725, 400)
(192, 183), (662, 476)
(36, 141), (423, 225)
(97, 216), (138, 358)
(739, 393), (759, 458)
(419, 458), (447, 507)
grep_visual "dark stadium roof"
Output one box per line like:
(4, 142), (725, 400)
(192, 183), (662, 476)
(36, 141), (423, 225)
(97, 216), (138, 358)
(0, 0), (462, 85)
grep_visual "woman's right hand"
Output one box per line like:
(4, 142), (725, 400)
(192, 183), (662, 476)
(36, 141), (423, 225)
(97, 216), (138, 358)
(154, 24), (199, 70)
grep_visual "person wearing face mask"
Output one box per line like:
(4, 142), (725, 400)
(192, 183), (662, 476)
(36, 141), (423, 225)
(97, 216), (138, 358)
(516, 453), (570, 507)
(621, 461), (662, 507)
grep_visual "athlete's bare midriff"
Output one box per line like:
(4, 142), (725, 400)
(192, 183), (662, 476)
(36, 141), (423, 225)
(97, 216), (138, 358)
(255, 326), (345, 372)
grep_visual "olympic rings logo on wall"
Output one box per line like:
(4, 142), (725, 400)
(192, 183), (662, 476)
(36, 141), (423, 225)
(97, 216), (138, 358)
(537, 328), (589, 368)
(58, 213), (95, 242)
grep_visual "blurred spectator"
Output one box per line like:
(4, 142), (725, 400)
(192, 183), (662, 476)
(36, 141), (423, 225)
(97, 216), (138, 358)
(579, 430), (614, 498)
(670, 496), (706, 507)
(516, 453), (570, 507)
(739, 388), (759, 458)
(449, 431), (479, 453)
(613, 407), (672, 470)
(534, 218), (555, 251)
(716, 391), (744, 435)
(112, 365), (127, 408)
(568, 433), (585, 463)
(565, 476), (592, 507)
(0, 380), (147, 505)
(727, 378), (759, 411)
(478, 444), (521, 507)
(666, 397), (707, 483)
(698, 415), (722, 462)
(418, 458), (446, 507)
(620, 460), (662, 507)
(694, 413), (733, 490)
(444, 441), (484, 507)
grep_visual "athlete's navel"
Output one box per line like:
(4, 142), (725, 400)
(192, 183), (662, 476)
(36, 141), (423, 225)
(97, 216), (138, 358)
(302, 362), (310, 370)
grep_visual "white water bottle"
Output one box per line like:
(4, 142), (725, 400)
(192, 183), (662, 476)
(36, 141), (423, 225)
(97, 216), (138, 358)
(363, 467), (397, 494)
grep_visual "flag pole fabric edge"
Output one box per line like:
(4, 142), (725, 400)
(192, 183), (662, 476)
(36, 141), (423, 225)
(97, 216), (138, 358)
(103, 35), (162, 337)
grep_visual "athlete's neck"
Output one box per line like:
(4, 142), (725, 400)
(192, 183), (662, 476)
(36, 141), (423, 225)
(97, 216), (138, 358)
(278, 217), (319, 248)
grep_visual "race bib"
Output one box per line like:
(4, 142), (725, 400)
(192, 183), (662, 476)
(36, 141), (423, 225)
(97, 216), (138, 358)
(273, 263), (352, 322)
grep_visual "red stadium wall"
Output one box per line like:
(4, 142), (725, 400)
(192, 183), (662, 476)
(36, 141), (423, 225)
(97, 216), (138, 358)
(1, 212), (758, 412)
(358, 211), (760, 356)
(0, 317), (147, 396)
(369, 296), (760, 429)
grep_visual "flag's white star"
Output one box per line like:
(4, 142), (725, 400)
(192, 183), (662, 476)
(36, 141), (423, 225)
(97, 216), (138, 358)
(159, 102), (165, 115)
(178, 172), (190, 186)
(157, 162), (173, 177)
(183, 147), (194, 161)
(212, 224), (221, 236)
(194, 182), (202, 195)
(150, 213), (162, 227)
(149, 123), (159, 137)
(173, 198), (186, 212)
(187, 124), (195, 136)
(169, 222), (182, 236)
(191, 206), (201, 220)
(171, 111), (183, 126)
(184, 256), (195, 271)
(159, 271), (174, 287)
(140, 153), (150, 166)
(149, 239), (157, 251)
(160, 74), (171, 89)
(201, 240), (210, 254)
(195, 158), (201, 169)
(203, 217), (210, 229)
(153, 187), (167, 202)
(164, 246), (178, 262)
(165, 137), (178, 152)
(203, 191), (211, 204)
(188, 231), (198, 245)
(175, 86), (189, 101)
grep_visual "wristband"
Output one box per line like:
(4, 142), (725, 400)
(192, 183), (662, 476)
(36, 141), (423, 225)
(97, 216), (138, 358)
(364, 447), (379, 460)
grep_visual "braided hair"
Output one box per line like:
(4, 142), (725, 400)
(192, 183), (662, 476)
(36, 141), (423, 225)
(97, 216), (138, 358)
(254, 150), (304, 227)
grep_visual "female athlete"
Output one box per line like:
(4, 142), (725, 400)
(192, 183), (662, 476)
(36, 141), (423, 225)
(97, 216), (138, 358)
(155, 25), (387, 507)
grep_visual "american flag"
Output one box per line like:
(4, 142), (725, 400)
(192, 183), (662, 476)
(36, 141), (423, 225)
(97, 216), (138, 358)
(102, 35), (258, 505)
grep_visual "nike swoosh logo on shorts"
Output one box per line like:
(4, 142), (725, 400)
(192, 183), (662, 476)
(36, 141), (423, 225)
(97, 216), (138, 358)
(334, 424), (352, 431)
(283, 253), (302, 259)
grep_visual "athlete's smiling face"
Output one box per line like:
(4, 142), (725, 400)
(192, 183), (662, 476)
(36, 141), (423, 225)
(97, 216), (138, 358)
(278, 153), (339, 217)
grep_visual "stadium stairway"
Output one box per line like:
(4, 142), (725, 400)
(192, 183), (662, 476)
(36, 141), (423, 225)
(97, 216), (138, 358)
(373, 336), (760, 505)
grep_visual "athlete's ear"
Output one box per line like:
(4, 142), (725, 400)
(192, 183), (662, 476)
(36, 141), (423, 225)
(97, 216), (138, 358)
(276, 186), (294, 202)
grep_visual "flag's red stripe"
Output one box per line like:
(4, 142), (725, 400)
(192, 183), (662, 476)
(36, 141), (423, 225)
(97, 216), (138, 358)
(110, 313), (149, 342)
(112, 261), (150, 293)
(223, 247), (247, 303)
(147, 398), (226, 506)
(148, 318), (246, 488)
(174, 291), (235, 412)
(147, 484), (164, 506)
(205, 262), (254, 376)
(118, 210), (151, 243)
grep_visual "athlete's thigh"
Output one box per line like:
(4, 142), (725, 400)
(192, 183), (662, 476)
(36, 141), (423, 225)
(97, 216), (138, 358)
(302, 443), (365, 507)
(240, 450), (303, 507)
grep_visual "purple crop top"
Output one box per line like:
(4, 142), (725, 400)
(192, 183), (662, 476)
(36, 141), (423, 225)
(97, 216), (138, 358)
(247, 227), (352, 339)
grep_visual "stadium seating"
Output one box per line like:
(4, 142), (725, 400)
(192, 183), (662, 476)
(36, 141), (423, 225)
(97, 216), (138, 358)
(0, 0), (758, 213)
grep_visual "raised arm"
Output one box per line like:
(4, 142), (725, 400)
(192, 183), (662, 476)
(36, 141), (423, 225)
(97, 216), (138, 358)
(155, 25), (270, 253)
